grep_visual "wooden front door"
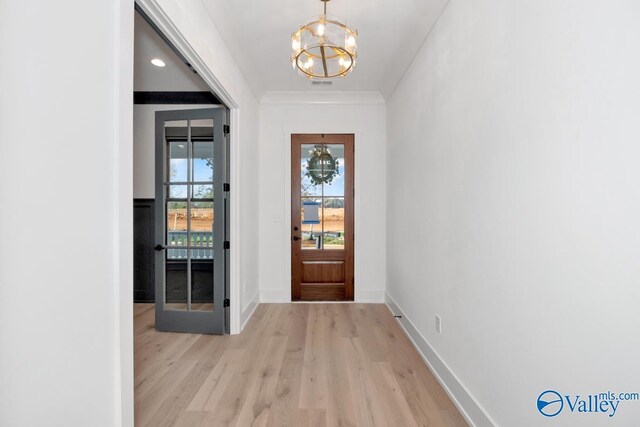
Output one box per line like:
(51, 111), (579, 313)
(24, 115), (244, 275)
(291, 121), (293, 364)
(292, 134), (354, 301)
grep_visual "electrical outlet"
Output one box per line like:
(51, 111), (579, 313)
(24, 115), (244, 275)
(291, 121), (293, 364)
(435, 315), (442, 334)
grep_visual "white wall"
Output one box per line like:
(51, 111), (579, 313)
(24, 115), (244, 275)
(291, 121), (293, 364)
(0, 0), (133, 426)
(258, 93), (387, 302)
(386, 1), (640, 425)
(138, 0), (261, 332)
(0, 0), (259, 424)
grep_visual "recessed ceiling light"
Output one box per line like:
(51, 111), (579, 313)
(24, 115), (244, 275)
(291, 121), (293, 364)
(150, 58), (166, 67)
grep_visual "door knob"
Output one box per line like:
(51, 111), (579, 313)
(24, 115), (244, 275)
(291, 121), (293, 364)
(292, 236), (300, 241)
(154, 244), (166, 251)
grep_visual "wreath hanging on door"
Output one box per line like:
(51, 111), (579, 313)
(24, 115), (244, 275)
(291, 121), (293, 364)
(305, 145), (340, 185)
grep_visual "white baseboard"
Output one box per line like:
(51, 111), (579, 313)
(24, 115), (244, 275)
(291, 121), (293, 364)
(355, 289), (386, 303)
(259, 289), (291, 303)
(240, 291), (259, 332)
(385, 293), (495, 427)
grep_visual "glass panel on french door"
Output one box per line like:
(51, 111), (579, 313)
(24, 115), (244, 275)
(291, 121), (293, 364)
(301, 144), (322, 197)
(164, 118), (214, 312)
(322, 197), (345, 249)
(301, 197), (322, 249)
(190, 119), (214, 312)
(300, 143), (345, 250)
(166, 120), (188, 183)
(322, 144), (345, 197)
(165, 249), (188, 311)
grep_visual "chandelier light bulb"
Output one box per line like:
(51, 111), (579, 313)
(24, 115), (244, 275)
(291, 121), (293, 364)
(317, 23), (325, 36)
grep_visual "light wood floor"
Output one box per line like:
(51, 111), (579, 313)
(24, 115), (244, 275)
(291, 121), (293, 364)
(134, 303), (467, 426)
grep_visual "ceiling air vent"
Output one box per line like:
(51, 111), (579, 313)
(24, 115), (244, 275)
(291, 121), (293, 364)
(311, 81), (333, 86)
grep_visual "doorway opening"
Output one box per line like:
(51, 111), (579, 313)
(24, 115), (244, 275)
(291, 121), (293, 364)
(291, 134), (355, 301)
(132, 7), (230, 334)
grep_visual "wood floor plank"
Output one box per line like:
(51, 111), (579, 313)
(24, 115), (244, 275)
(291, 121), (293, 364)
(342, 337), (387, 427)
(373, 361), (420, 427)
(299, 305), (329, 409)
(171, 410), (208, 427)
(144, 354), (223, 427)
(235, 336), (288, 426)
(187, 348), (244, 411)
(135, 332), (200, 399)
(267, 304), (308, 427)
(204, 333), (276, 424)
(134, 303), (468, 426)
(135, 359), (197, 427)
(325, 306), (357, 427)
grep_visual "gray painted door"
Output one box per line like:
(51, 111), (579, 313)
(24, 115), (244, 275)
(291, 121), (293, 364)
(154, 108), (227, 334)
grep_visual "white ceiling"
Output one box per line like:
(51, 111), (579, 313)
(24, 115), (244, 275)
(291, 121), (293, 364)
(202, 0), (448, 99)
(134, 12), (210, 92)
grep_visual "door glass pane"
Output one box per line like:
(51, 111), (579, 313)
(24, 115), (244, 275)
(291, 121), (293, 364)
(192, 252), (213, 311)
(168, 141), (188, 182)
(166, 201), (187, 247)
(301, 197), (322, 249)
(323, 144), (344, 197)
(301, 144), (322, 197)
(299, 143), (346, 250)
(166, 250), (188, 310)
(166, 117), (214, 312)
(164, 119), (189, 311)
(168, 185), (187, 199)
(322, 198), (345, 249)
(192, 121), (214, 182)
(166, 120), (188, 183)
(322, 144), (345, 197)
(190, 119), (214, 312)
(192, 184), (213, 199)
(190, 201), (214, 244)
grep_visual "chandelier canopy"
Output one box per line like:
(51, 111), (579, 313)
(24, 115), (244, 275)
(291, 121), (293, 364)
(291, 0), (358, 79)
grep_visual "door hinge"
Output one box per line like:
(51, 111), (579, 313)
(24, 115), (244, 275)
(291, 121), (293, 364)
(223, 183), (230, 192)
(224, 241), (230, 250)
(223, 124), (230, 135)
(223, 298), (230, 308)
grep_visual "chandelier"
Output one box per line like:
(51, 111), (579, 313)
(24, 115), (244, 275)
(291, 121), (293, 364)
(291, 0), (358, 79)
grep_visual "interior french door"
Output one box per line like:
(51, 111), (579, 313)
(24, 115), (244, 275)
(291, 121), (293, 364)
(154, 108), (228, 334)
(291, 134), (354, 301)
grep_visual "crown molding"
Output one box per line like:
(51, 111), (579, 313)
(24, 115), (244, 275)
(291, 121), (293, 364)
(260, 91), (386, 105)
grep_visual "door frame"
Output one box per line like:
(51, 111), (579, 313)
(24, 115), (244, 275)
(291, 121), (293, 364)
(272, 124), (365, 304)
(135, 0), (242, 335)
(120, 1), (246, 424)
(291, 134), (355, 301)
